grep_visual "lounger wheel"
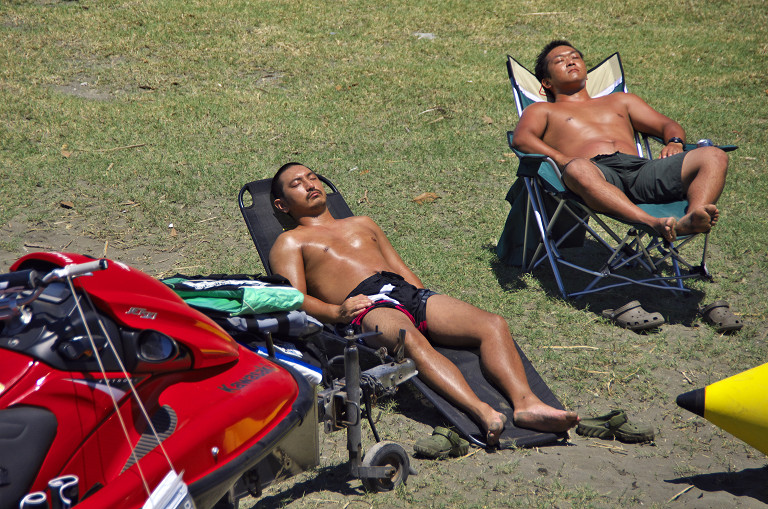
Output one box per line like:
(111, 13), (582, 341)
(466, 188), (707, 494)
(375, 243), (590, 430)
(360, 441), (410, 492)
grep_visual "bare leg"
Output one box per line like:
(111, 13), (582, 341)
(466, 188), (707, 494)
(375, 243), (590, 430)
(563, 159), (678, 241)
(676, 147), (728, 236)
(423, 295), (579, 434)
(359, 307), (507, 445)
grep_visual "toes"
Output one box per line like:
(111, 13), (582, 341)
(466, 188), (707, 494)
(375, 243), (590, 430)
(486, 413), (506, 446)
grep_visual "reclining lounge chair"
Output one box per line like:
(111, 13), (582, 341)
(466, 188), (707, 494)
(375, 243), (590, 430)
(239, 175), (568, 448)
(497, 53), (736, 299)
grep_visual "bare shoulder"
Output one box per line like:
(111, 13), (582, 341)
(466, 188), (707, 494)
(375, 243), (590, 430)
(268, 229), (306, 277)
(603, 91), (646, 106)
(347, 215), (377, 226)
(343, 215), (389, 239)
(515, 102), (555, 138)
(520, 101), (554, 118)
(337, 215), (379, 230)
(272, 228), (303, 252)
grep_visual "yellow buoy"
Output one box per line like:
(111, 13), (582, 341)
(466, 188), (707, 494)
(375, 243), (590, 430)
(677, 363), (768, 455)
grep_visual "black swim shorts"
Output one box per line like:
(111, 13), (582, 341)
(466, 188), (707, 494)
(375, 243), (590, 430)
(344, 271), (437, 333)
(589, 152), (686, 204)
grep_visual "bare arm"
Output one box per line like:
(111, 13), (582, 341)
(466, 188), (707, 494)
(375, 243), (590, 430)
(623, 93), (686, 158)
(511, 103), (574, 168)
(269, 232), (369, 324)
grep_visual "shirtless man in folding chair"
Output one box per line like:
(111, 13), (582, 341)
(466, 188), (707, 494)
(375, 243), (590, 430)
(269, 162), (579, 445)
(512, 40), (729, 242)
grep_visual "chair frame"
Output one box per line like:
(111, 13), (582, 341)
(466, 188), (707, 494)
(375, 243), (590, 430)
(505, 53), (714, 299)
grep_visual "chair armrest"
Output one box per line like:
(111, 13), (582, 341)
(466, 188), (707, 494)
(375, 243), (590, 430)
(507, 131), (563, 181)
(647, 135), (738, 152)
(507, 131), (548, 158)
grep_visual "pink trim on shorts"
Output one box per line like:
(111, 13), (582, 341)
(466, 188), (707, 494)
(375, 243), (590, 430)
(350, 302), (428, 333)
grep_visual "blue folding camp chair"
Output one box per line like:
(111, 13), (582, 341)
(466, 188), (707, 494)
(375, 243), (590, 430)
(497, 53), (736, 299)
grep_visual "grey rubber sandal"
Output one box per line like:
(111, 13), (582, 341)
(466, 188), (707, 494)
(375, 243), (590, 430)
(698, 300), (743, 333)
(602, 300), (665, 331)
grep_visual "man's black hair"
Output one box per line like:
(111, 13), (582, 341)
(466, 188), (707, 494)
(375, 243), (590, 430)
(534, 40), (583, 102)
(271, 162), (305, 200)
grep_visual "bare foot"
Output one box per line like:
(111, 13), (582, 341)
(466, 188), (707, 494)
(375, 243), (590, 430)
(482, 412), (507, 447)
(706, 204), (720, 227)
(513, 403), (580, 433)
(651, 216), (677, 242)
(677, 204), (719, 236)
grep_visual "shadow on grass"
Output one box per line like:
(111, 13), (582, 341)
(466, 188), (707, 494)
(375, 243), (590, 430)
(253, 463), (364, 507)
(666, 467), (768, 504)
(252, 387), (438, 507)
(484, 240), (710, 327)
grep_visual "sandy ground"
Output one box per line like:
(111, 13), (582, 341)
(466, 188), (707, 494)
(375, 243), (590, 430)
(2, 218), (766, 509)
(248, 392), (768, 509)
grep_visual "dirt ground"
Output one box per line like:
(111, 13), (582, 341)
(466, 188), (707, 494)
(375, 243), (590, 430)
(2, 217), (766, 509)
(248, 390), (768, 509)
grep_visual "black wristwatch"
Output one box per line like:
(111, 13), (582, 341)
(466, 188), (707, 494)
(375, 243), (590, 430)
(666, 137), (684, 145)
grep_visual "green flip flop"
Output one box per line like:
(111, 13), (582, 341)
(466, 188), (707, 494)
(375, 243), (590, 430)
(414, 426), (469, 459)
(576, 409), (655, 443)
(614, 420), (655, 443)
(575, 409), (627, 439)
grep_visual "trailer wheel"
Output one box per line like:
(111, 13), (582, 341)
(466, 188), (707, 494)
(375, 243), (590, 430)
(361, 441), (410, 492)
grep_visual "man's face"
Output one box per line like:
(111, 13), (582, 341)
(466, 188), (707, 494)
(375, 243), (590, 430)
(543, 45), (585, 86)
(274, 164), (327, 215)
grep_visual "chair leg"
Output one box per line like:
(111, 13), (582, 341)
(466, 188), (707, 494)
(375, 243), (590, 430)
(519, 177), (711, 299)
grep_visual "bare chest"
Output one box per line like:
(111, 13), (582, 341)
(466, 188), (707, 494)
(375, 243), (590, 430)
(301, 226), (380, 262)
(298, 224), (389, 301)
(548, 101), (630, 134)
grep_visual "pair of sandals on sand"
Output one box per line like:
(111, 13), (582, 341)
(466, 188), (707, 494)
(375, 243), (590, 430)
(414, 408), (655, 459)
(602, 299), (743, 333)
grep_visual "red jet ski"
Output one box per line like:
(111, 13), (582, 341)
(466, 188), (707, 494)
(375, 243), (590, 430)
(0, 252), (317, 509)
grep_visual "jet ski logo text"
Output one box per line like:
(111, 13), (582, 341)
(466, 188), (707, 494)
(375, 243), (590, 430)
(126, 307), (157, 319)
(219, 365), (278, 393)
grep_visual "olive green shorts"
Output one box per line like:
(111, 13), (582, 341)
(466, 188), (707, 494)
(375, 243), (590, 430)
(590, 152), (686, 203)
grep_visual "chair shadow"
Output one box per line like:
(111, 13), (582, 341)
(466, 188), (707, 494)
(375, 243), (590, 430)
(253, 463), (363, 507)
(392, 383), (450, 429)
(254, 386), (452, 507)
(484, 240), (707, 327)
(665, 467), (768, 504)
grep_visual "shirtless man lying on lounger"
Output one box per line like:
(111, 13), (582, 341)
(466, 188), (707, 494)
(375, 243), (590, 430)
(269, 162), (579, 445)
(512, 40), (729, 242)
